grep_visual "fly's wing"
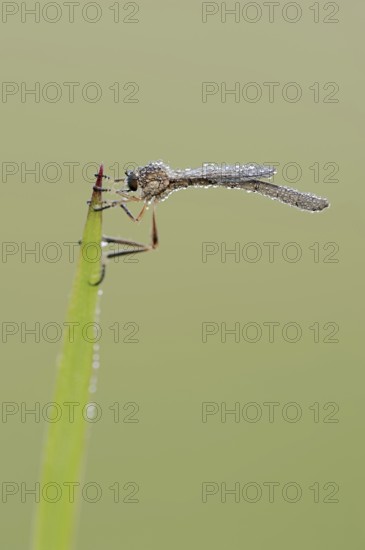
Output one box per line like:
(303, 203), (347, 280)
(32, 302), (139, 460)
(177, 163), (276, 184)
(207, 163), (276, 181)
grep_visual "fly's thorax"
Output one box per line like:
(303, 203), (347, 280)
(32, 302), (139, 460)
(134, 161), (172, 201)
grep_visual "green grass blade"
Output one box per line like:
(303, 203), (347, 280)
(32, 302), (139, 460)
(32, 165), (104, 550)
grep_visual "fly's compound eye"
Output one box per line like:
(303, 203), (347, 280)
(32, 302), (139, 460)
(125, 171), (139, 192)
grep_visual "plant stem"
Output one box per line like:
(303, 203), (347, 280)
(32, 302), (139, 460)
(32, 165), (104, 550)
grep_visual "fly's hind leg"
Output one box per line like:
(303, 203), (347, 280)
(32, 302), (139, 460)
(90, 204), (158, 286)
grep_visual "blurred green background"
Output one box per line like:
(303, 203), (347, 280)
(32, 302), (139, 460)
(1, 1), (364, 548)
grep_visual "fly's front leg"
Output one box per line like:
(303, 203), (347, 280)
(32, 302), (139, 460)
(91, 197), (147, 223)
(93, 172), (113, 192)
(90, 204), (159, 285)
(92, 171), (136, 195)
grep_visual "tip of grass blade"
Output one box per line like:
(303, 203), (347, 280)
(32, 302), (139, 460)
(86, 165), (104, 285)
(95, 163), (104, 188)
(91, 163), (104, 200)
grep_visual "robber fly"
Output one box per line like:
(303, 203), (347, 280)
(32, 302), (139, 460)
(90, 160), (330, 284)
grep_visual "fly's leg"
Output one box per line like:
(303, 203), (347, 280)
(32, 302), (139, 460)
(105, 205), (157, 260)
(91, 196), (147, 223)
(110, 201), (147, 222)
(90, 204), (158, 286)
(92, 173), (113, 192)
(93, 186), (112, 192)
(91, 200), (129, 212)
(91, 200), (123, 212)
(136, 203), (147, 221)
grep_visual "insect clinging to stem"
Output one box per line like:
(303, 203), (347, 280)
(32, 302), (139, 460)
(89, 160), (330, 284)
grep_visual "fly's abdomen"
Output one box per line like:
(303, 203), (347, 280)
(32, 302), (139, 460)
(239, 180), (330, 211)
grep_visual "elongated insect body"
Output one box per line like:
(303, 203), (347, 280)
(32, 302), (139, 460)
(125, 161), (329, 211)
(91, 159), (330, 284)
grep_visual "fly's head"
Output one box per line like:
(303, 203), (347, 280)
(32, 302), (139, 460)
(125, 170), (139, 192)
